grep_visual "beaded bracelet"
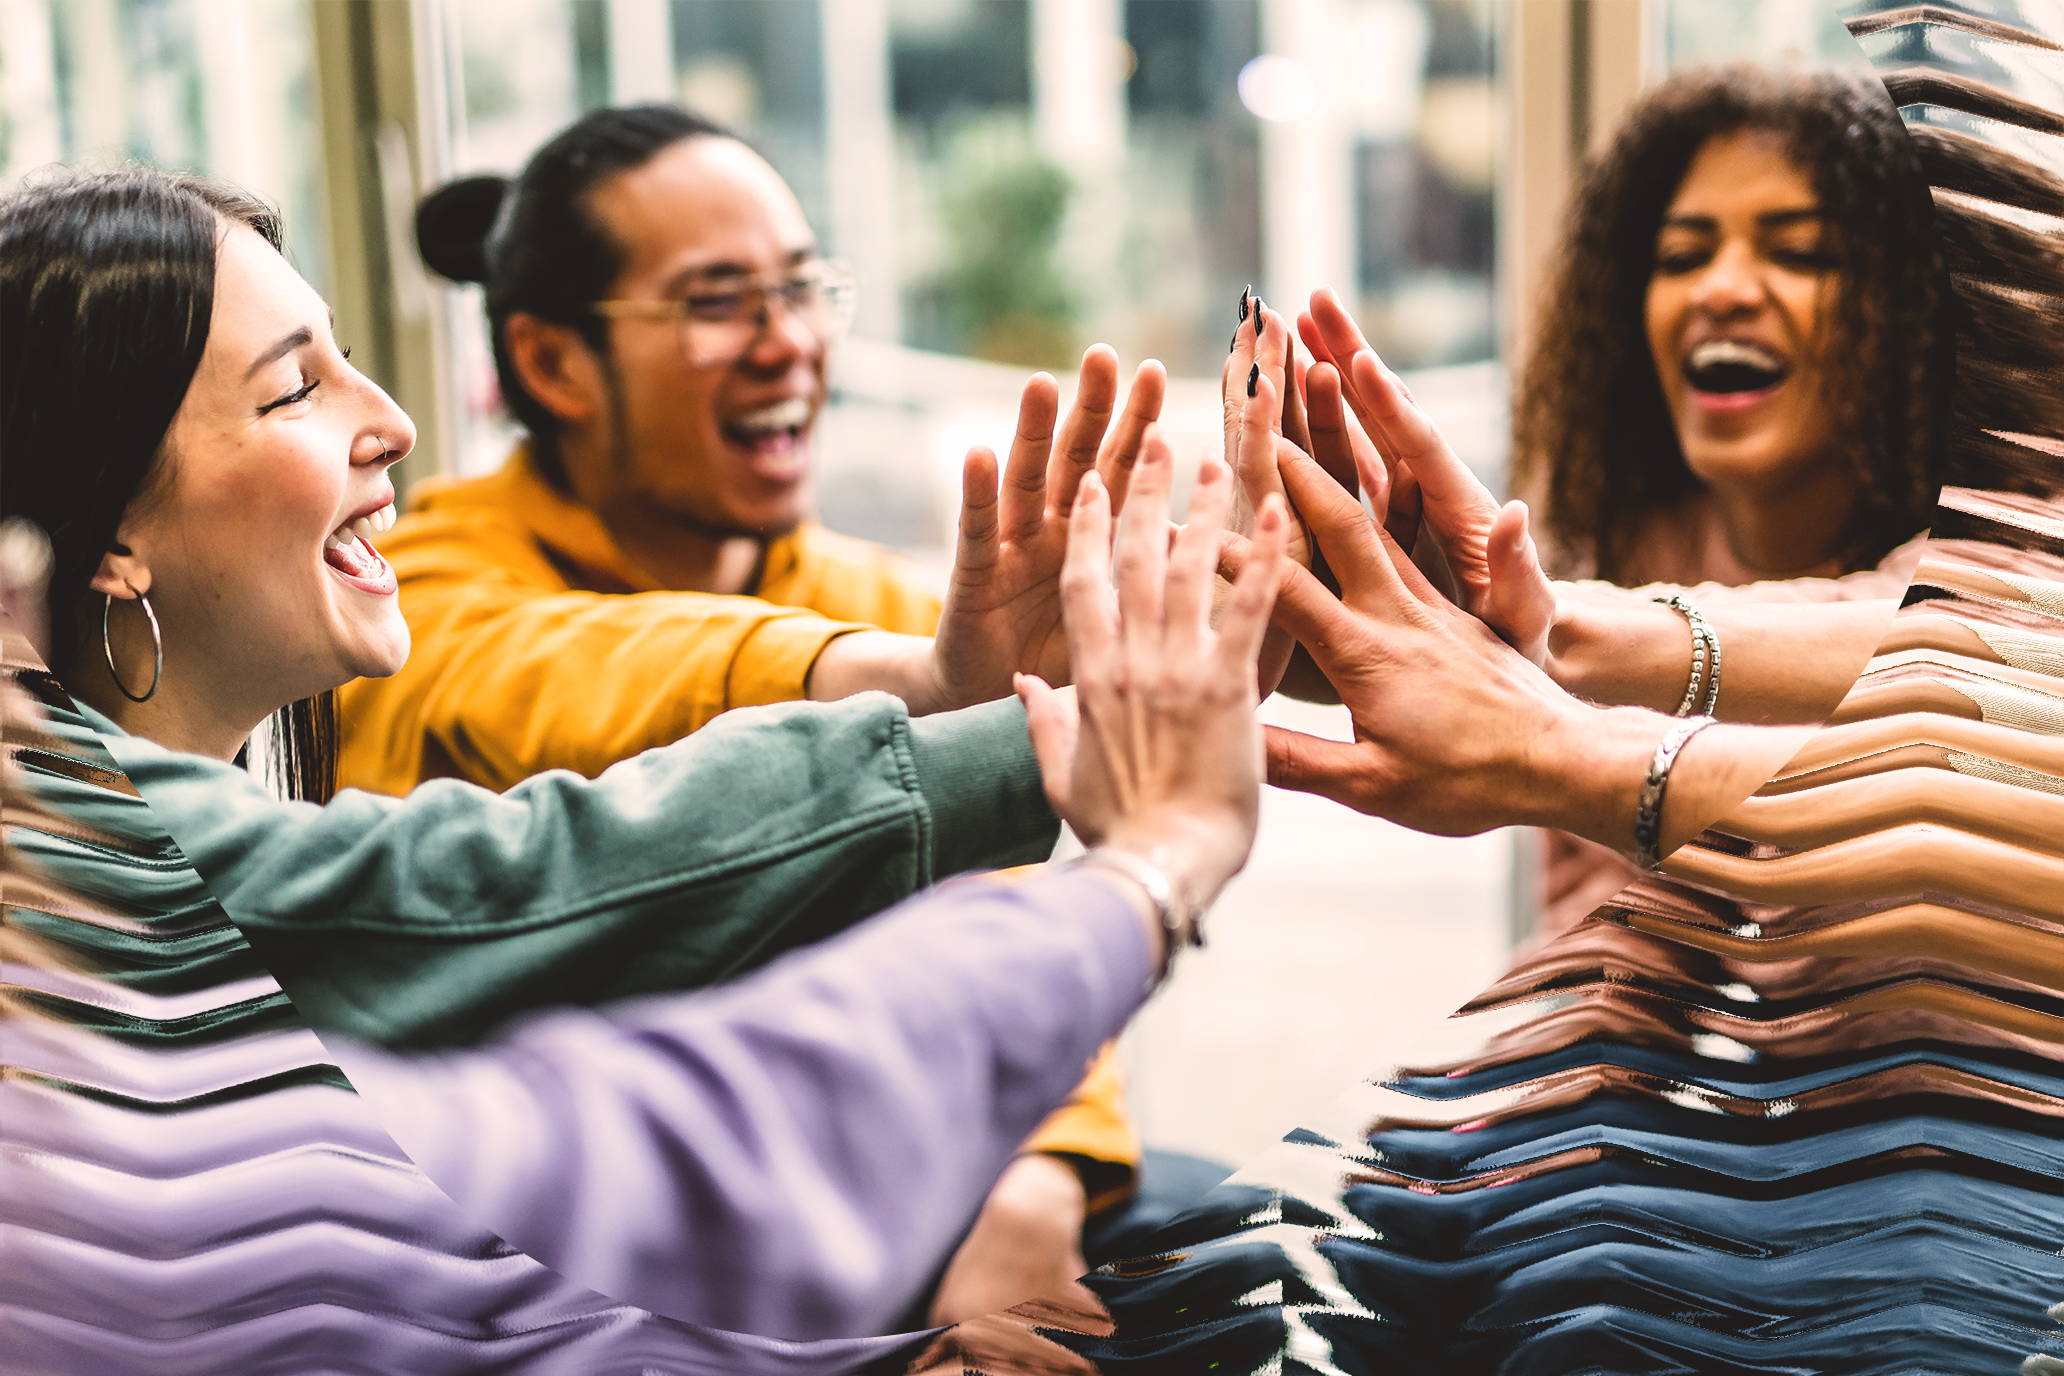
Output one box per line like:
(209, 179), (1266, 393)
(1635, 714), (1718, 869)
(1653, 594), (1722, 717)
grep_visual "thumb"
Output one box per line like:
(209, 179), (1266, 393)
(1482, 499), (1555, 662)
(1017, 674), (1077, 816)
(1264, 725), (1379, 814)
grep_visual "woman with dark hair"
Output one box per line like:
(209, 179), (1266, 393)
(1504, 67), (1954, 937)
(0, 163), (1290, 1345)
(0, 173), (346, 799)
(1514, 66), (1952, 587)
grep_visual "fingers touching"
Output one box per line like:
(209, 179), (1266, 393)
(1342, 349), (1489, 533)
(1065, 437), (1286, 686)
(1302, 286), (1381, 399)
(1218, 493), (1287, 679)
(1237, 372), (1291, 525)
(1276, 448), (1447, 613)
(1281, 349), (1312, 460)
(1060, 472), (1120, 690)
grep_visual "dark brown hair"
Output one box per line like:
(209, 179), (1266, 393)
(1512, 66), (1954, 581)
(0, 168), (336, 801)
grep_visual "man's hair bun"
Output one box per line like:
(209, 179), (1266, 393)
(415, 175), (509, 284)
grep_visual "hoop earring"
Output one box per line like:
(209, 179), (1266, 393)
(102, 587), (163, 703)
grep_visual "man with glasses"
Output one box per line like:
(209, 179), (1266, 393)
(336, 106), (1165, 1331)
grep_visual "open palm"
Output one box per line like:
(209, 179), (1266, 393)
(930, 346), (1165, 707)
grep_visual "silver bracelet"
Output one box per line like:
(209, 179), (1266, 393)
(1634, 714), (1717, 869)
(1653, 594), (1721, 717)
(1068, 847), (1206, 984)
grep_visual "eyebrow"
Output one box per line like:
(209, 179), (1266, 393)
(660, 246), (820, 294)
(243, 325), (313, 382)
(1660, 207), (1825, 232)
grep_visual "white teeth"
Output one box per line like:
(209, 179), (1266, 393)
(1687, 339), (1784, 372)
(731, 398), (813, 435)
(326, 502), (394, 552)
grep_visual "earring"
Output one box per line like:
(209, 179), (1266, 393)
(102, 585), (162, 703)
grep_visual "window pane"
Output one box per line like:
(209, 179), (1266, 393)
(1, 0), (329, 296)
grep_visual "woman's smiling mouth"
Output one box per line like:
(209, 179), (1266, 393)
(1684, 338), (1788, 394)
(1682, 338), (1790, 416)
(323, 501), (398, 594)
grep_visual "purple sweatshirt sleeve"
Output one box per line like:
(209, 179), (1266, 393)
(329, 866), (1153, 1342)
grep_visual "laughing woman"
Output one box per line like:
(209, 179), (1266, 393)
(1508, 67), (1955, 937)
(1513, 66), (1951, 588)
(0, 168), (1103, 1052)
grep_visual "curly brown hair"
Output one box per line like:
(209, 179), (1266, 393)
(1512, 66), (1954, 582)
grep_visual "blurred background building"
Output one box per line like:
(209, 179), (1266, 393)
(0, 0), (1869, 1167)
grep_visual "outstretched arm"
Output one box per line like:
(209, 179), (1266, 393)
(1236, 444), (1814, 861)
(105, 692), (1062, 1048)
(1296, 287), (1896, 724)
(334, 864), (1159, 1343)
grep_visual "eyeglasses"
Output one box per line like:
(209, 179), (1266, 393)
(590, 260), (858, 369)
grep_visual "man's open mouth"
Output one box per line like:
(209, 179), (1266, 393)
(1684, 339), (1787, 395)
(721, 398), (813, 452)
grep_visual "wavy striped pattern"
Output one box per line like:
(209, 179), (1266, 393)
(0, 643), (922, 1375)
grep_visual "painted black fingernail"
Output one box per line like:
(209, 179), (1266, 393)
(1230, 326), (1241, 353)
(1246, 362), (1259, 397)
(1239, 285), (1251, 322)
(1254, 300), (1264, 340)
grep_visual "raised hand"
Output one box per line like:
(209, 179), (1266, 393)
(1298, 287), (1557, 665)
(927, 346), (1166, 709)
(1018, 431), (1287, 910)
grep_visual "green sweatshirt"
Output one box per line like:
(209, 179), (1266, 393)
(78, 691), (1057, 1049)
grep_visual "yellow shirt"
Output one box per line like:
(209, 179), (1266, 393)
(338, 450), (939, 795)
(337, 447), (1137, 1191)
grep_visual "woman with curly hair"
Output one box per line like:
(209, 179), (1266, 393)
(1512, 65), (1955, 937)
(1514, 64), (1952, 588)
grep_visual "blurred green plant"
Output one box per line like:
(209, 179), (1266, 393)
(933, 122), (1079, 368)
